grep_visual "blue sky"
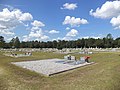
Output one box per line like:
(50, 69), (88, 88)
(0, 0), (120, 41)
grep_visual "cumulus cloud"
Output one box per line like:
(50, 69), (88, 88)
(31, 26), (40, 31)
(29, 28), (49, 39)
(23, 19), (48, 41)
(22, 35), (30, 41)
(63, 16), (88, 27)
(0, 8), (33, 35)
(66, 27), (70, 30)
(53, 29), (78, 41)
(62, 36), (72, 41)
(61, 3), (77, 10)
(49, 30), (59, 34)
(23, 32), (49, 41)
(110, 15), (120, 29)
(52, 37), (72, 41)
(90, 0), (120, 29)
(80, 36), (101, 39)
(90, 1), (120, 19)
(40, 35), (49, 40)
(23, 27), (49, 41)
(31, 20), (45, 27)
(29, 29), (43, 38)
(66, 29), (78, 37)
(0, 29), (14, 35)
(0, 7), (48, 41)
(19, 13), (33, 21)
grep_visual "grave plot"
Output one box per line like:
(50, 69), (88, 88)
(12, 59), (94, 76)
(3, 52), (32, 58)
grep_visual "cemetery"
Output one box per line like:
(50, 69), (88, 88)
(12, 55), (94, 76)
(4, 52), (32, 57)
(1, 48), (120, 90)
(1, 0), (120, 89)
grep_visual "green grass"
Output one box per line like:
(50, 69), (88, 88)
(0, 51), (120, 90)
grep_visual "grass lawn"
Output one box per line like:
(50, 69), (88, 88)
(0, 51), (120, 90)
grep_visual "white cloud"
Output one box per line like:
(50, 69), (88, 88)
(31, 26), (40, 31)
(31, 20), (45, 27)
(23, 33), (49, 41)
(52, 37), (72, 41)
(62, 36), (72, 41)
(52, 37), (61, 41)
(91, 36), (101, 39)
(90, 1), (120, 30)
(0, 29), (14, 35)
(49, 30), (59, 34)
(29, 30), (43, 38)
(66, 27), (70, 30)
(61, 3), (77, 10)
(40, 35), (49, 40)
(23, 19), (48, 41)
(110, 15), (120, 29)
(19, 13), (33, 21)
(0, 8), (33, 35)
(22, 35), (31, 41)
(90, 1), (120, 19)
(0, 7), (48, 41)
(23, 27), (49, 41)
(61, 29), (78, 41)
(66, 29), (78, 37)
(81, 36), (100, 39)
(63, 16), (88, 27)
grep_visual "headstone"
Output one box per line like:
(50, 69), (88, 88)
(80, 57), (86, 63)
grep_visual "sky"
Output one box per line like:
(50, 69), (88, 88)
(0, 0), (120, 42)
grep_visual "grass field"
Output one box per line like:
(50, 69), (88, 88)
(0, 51), (120, 90)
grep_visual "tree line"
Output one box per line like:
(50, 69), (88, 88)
(1, 34), (120, 49)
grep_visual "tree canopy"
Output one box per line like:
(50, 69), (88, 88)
(1, 34), (120, 49)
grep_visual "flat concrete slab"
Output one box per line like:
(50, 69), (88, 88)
(12, 59), (94, 76)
